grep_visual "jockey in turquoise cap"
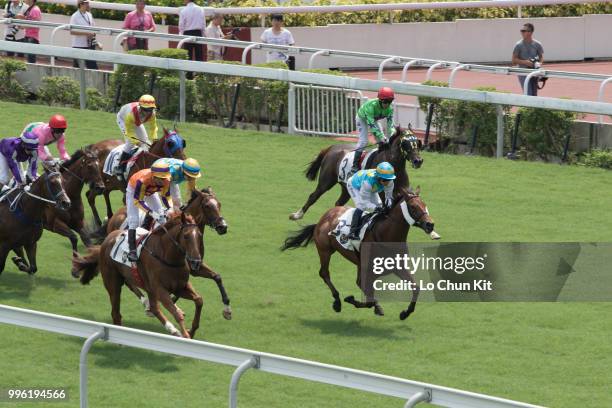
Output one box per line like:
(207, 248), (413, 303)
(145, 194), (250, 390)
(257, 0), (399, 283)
(346, 161), (396, 240)
(152, 157), (201, 210)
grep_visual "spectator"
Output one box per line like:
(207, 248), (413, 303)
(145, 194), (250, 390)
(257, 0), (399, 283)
(122, 0), (156, 51)
(3, 0), (26, 56)
(204, 12), (233, 61)
(512, 23), (544, 96)
(179, 0), (205, 79)
(260, 14), (295, 70)
(69, 0), (98, 69)
(15, 0), (41, 63)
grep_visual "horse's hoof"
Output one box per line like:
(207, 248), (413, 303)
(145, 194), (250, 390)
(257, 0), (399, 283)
(222, 307), (232, 320)
(289, 211), (303, 221)
(28, 268), (37, 275)
(344, 295), (355, 304)
(11, 257), (28, 272)
(430, 231), (441, 240)
(374, 305), (385, 316)
(332, 299), (341, 312)
(399, 310), (410, 320)
(145, 309), (155, 318)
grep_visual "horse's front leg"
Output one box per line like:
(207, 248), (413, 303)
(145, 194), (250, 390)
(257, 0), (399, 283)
(86, 189), (103, 227)
(103, 190), (114, 220)
(175, 282), (204, 339)
(395, 268), (420, 320)
(0, 244), (10, 274)
(23, 241), (38, 275)
(11, 246), (30, 273)
(189, 262), (231, 320)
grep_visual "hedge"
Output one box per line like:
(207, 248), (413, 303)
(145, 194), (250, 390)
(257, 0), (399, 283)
(39, 0), (612, 27)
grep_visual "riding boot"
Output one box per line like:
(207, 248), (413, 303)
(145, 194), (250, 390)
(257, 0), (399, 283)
(127, 228), (138, 262)
(115, 151), (131, 180)
(348, 208), (363, 240)
(351, 148), (364, 174)
(142, 213), (154, 230)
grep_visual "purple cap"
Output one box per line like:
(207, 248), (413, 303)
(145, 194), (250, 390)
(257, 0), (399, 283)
(20, 132), (39, 149)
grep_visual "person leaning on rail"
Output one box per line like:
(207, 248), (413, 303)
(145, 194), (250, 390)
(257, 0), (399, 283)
(512, 23), (544, 96)
(69, 0), (99, 70)
(3, 0), (27, 57)
(260, 14), (295, 70)
(14, 0), (40, 63)
(122, 0), (156, 51)
(179, 0), (205, 79)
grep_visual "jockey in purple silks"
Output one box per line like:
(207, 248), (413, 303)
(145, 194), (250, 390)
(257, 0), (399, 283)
(0, 132), (40, 195)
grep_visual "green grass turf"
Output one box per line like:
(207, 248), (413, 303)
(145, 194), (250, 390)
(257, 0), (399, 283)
(0, 100), (610, 407)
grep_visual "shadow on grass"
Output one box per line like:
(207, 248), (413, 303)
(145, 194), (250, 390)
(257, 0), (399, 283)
(0, 269), (68, 300)
(299, 318), (410, 340)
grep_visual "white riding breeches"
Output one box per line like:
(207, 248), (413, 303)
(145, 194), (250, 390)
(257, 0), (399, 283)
(126, 185), (164, 229)
(347, 183), (381, 212)
(117, 113), (150, 153)
(0, 154), (24, 186)
(355, 115), (383, 150)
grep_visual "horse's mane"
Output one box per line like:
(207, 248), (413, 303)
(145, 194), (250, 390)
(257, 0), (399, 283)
(161, 212), (196, 230)
(389, 126), (403, 145)
(61, 149), (85, 170)
(392, 186), (417, 208)
(185, 187), (214, 208)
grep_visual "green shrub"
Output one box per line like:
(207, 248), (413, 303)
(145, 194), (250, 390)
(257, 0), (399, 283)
(86, 88), (111, 111)
(38, 76), (80, 108)
(0, 59), (28, 103)
(156, 76), (199, 120)
(517, 105), (581, 160)
(195, 60), (242, 126)
(578, 149), (612, 170)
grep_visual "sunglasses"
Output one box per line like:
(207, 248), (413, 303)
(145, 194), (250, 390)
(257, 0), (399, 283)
(379, 178), (391, 183)
(380, 99), (394, 104)
(520, 29), (532, 33)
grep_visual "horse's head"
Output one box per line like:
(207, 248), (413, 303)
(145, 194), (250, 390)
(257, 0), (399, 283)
(394, 126), (423, 169)
(157, 127), (187, 159)
(40, 161), (71, 211)
(168, 212), (202, 272)
(65, 148), (105, 194)
(185, 187), (227, 235)
(394, 186), (434, 234)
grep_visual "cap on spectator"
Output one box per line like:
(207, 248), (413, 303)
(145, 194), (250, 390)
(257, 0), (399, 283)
(78, 0), (89, 4)
(271, 14), (283, 21)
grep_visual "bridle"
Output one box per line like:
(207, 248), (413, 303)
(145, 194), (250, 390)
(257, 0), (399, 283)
(400, 135), (420, 159)
(187, 192), (226, 230)
(6, 171), (67, 211)
(403, 194), (429, 225)
(142, 221), (202, 268)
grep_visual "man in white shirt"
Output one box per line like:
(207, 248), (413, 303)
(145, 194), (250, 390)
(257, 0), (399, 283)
(3, 0), (26, 56)
(69, 0), (98, 69)
(260, 14), (295, 69)
(205, 12), (233, 61)
(179, 0), (205, 78)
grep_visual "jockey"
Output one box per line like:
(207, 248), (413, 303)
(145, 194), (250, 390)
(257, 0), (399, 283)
(152, 157), (202, 209)
(125, 162), (172, 261)
(115, 94), (159, 179)
(20, 114), (71, 164)
(0, 133), (39, 194)
(352, 87), (396, 174)
(346, 161), (396, 240)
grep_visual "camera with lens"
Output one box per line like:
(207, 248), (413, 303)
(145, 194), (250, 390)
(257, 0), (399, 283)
(231, 27), (241, 35)
(89, 34), (103, 50)
(4, 24), (18, 41)
(529, 56), (541, 69)
(6, 10), (15, 18)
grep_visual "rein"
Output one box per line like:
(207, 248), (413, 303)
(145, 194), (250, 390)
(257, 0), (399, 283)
(141, 222), (201, 267)
(61, 164), (84, 183)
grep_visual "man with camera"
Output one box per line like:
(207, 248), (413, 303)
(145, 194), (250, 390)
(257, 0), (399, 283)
(205, 13), (239, 61)
(69, 0), (99, 69)
(3, 0), (26, 56)
(512, 23), (544, 96)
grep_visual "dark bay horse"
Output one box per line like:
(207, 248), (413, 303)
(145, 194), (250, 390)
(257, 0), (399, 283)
(100, 188), (232, 320)
(282, 188), (434, 320)
(73, 213), (205, 338)
(43, 148), (105, 256)
(290, 126), (423, 221)
(86, 128), (187, 226)
(0, 163), (71, 275)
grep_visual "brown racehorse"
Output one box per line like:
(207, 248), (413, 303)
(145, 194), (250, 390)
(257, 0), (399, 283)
(99, 187), (232, 320)
(73, 213), (205, 338)
(42, 148), (105, 256)
(282, 187), (434, 320)
(86, 128), (187, 226)
(289, 126), (423, 221)
(0, 163), (71, 275)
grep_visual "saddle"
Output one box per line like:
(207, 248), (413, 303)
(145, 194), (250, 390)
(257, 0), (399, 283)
(103, 144), (141, 178)
(331, 208), (382, 251)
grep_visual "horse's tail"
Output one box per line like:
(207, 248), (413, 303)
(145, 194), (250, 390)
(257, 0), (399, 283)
(281, 224), (316, 251)
(73, 246), (102, 285)
(305, 147), (332, 181)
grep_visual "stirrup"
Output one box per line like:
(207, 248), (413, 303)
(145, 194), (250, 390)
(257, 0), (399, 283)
(127, 250), (138, 262)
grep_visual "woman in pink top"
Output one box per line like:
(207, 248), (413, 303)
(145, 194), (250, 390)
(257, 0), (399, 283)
(16, 0), (40, 63)
(21, 115), (71, 163)
(122, 0), (156, 51)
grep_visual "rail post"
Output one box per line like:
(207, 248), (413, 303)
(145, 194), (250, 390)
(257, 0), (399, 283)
(179, 71), (186, 122)
(78, 59), (87, 110)
(50, 24), (70, 66)
(80, 328), (107, 408)
(404, 389), (432, 408)
(229, 356), (260, 408)
(496, 105), (505, 158)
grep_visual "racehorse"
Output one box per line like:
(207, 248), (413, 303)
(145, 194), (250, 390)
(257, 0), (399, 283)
(0, 162), (71, 275)
(99, 187), (232, 320)
(289, 126), (423, 221)
(42, 148), (105, 257)
(73, 212), (205, 338)
(85, 127), (187, 227)
(282, 187), (434, 320)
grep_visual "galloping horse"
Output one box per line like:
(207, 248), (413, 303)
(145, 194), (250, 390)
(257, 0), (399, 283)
(73, 213), (206, 338)
(282, 188), (434, 320)
(100, 188), (232, 320)
(43, 148), (105, 256)
(290, 126), (423, 221)
(0, 163), (71, 275)
(86, 128), (187, 226)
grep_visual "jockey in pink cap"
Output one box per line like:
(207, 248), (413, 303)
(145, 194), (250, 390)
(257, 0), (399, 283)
(20, 114), (71, 163)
